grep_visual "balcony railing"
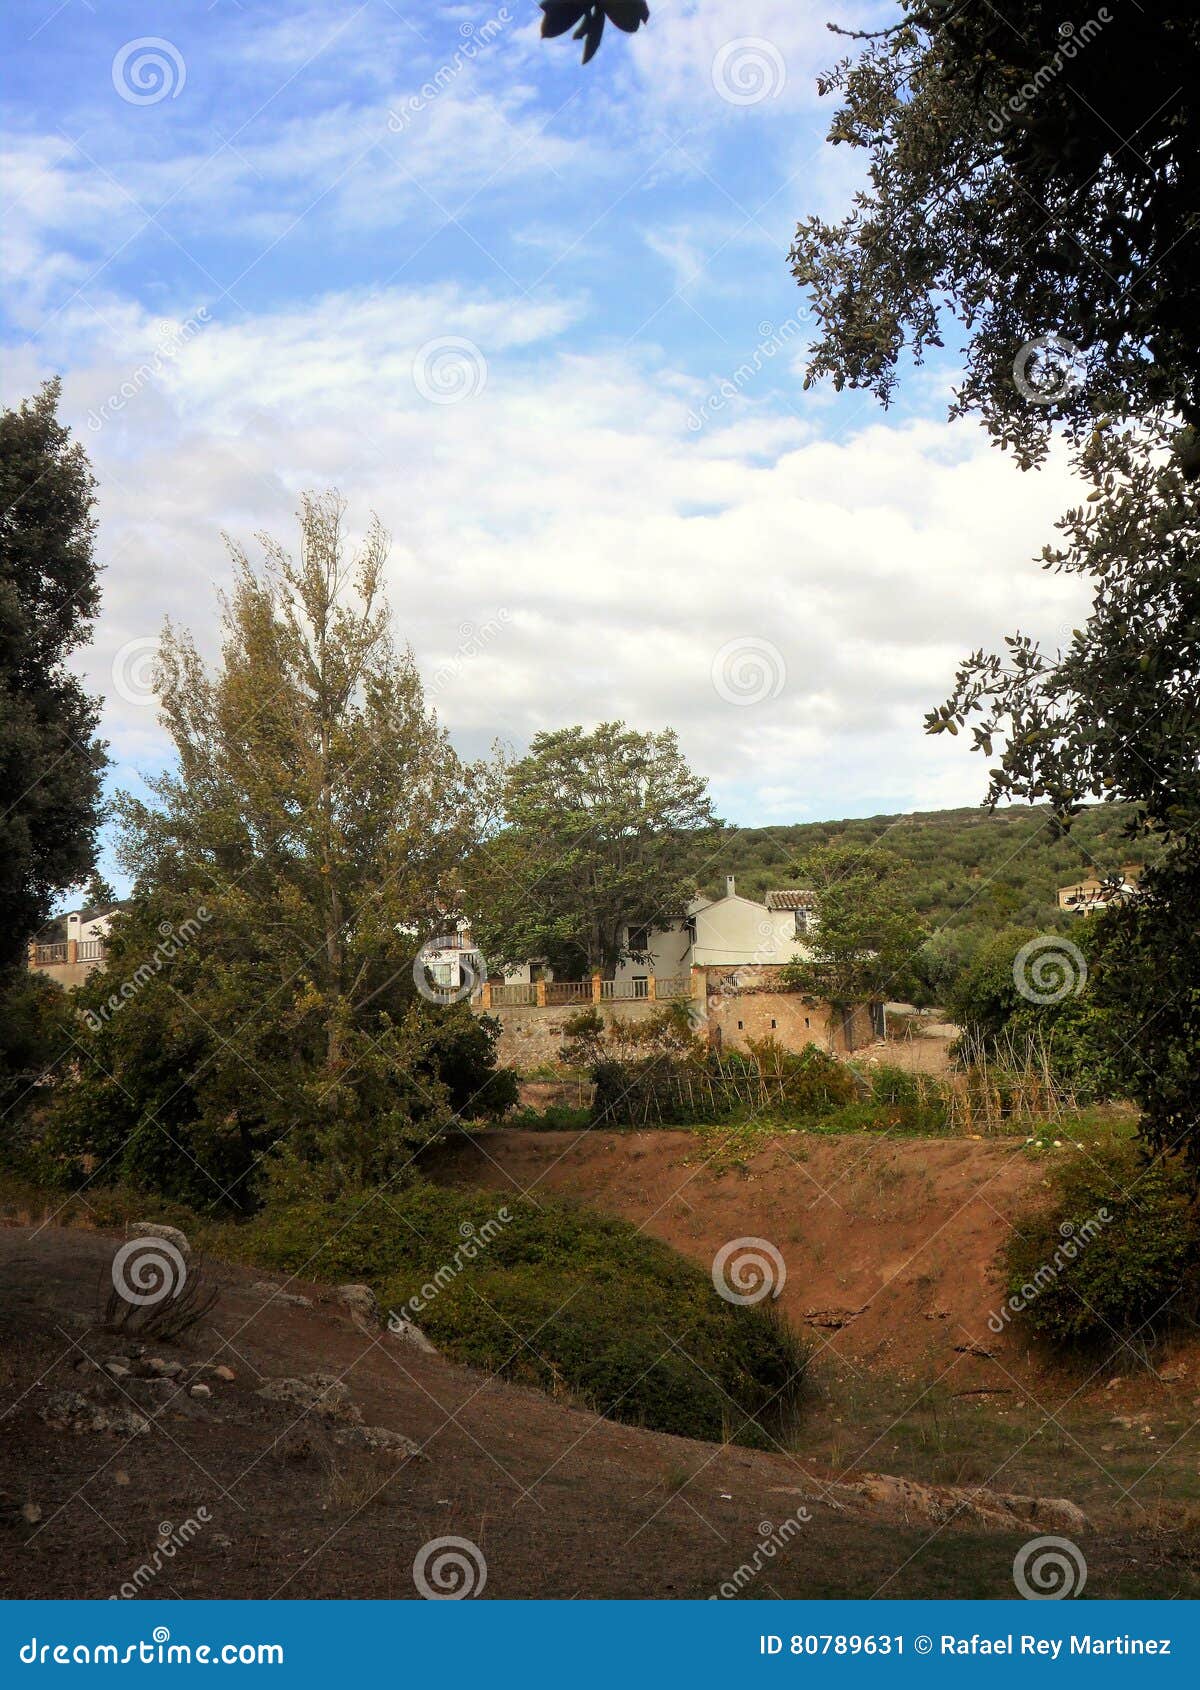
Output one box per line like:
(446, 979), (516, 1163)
(482, 974), (691, 1010)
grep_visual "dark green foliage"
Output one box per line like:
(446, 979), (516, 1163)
(413, 1005), (518, 1120)
(474, 721), (719, 978)
(0, 381), (106, 976)
(679, 802), (1145, 1003)
(0, 969), (74, 1144)
(780, 844), (926, 1005)
(1004, 1144), (1198, 1346)
(227, 1181), (810, 1446)
(791, 5), (1200, 467)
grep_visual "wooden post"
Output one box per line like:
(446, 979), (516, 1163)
(536, 979), (547, 1008)
(481, 981), (492, 1009)
(647, 974), (657, 1001)
(591, 972), (602, 1003)
(67, 939), (78, 966)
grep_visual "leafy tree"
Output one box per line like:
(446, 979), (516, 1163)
(930, 419), (1200, 1154)
(781, 844), (926, 1005)
(539, 2), (649, 65)
(0, 381), (105, 976)
(475, 721), (719, 977)
(47, 493), (504, 1207)
(789, 3), (1200, 470)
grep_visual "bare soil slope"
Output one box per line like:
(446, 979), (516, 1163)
(4, 1222), (1195, 1600)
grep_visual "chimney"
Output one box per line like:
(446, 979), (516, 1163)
(725, 875), (736, 899)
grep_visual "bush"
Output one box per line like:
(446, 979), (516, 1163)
(224, 1181), (810, 1445)
(1003, 1144), (1199, 1346)
(591, 1036), (857, 1127)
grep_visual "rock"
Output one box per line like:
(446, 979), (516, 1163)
(334, 1284), (381, 1326)
(1158, 1365), (1185, 1383)
(333, 1424), (423, 1458)
(847, 1471), (1090, 1536)
(802, 1307), (864, 1331)
(256, 1373), (360, 1422)
(21, 1502), (42, 1525)
(251, 1281), (313, 1308)
(1105, 1377), (1123, 1390)
(113, 1471), (130, 1487)
(37, 1391), (150, 1438)
(212, 1365), (236, 1382)
(104, 1362), (132, 1381)
(189, 1383), (212, 1399)
(145, 1358), (183, 1379)
(127, 1222), (191, 1259)
(387, 1314), (439, 1354)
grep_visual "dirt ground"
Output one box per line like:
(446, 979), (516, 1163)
(2, 1132), (1198, 1599)
(426, 1128), (1135, 1388)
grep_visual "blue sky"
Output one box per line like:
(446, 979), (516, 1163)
(2, 0), (1090, 880)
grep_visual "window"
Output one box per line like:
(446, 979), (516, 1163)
(627, 925), (650, 953)
(794, 908), (809, 937)
(736, 1019), (743, 1030)
(770, 1018), (777, 1029)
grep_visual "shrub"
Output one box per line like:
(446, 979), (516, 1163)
(591, 1036), (857, 1127)
(1003, 1144), (1199, 1346)
(224, 1181), (810, 1445)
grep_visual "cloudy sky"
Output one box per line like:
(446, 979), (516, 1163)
(3, 0), (1090, 870)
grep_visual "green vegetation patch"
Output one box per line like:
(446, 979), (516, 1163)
(220, 1180), (809, 1447)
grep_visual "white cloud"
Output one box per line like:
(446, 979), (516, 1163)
(14, 275), (1091, 827)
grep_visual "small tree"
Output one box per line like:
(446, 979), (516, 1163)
(475, 722), (719, 977)
(49, 494), (502, 1206)
(782, 845), (926, 1006)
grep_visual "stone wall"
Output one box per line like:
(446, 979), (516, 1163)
(488, 997), (666, 1070)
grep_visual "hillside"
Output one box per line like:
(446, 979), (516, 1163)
(688, 802), (1147, 963)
